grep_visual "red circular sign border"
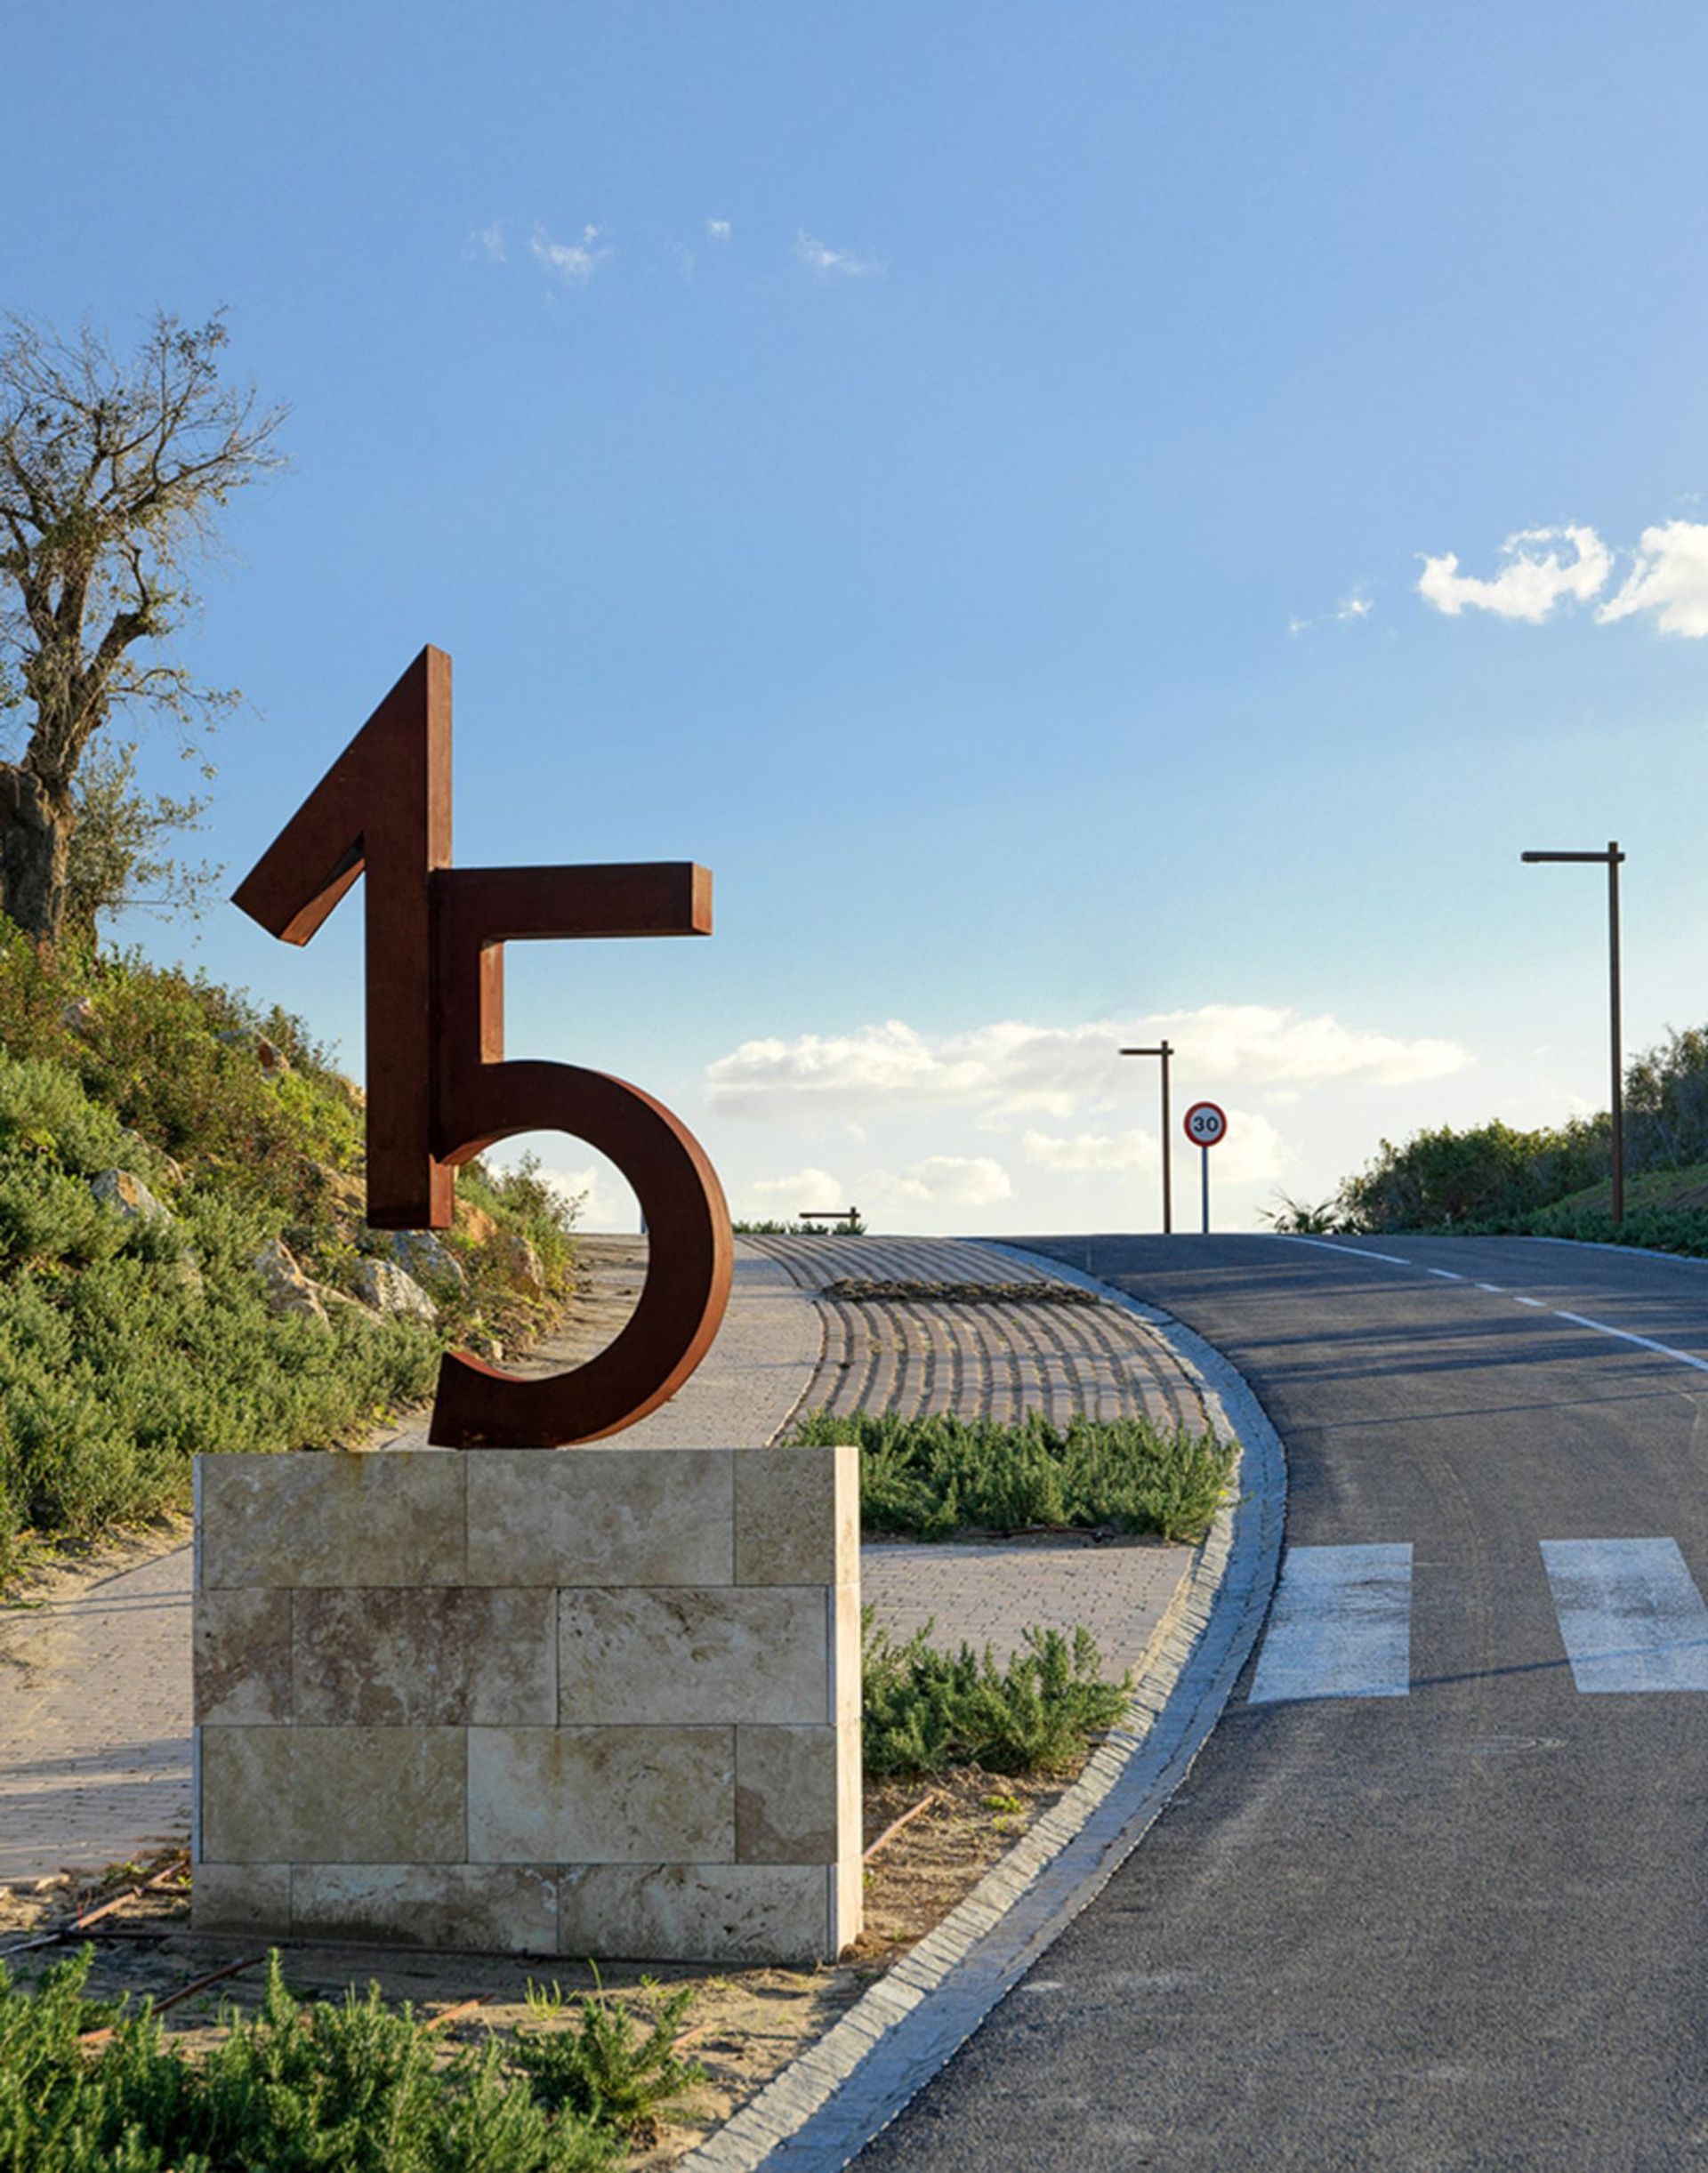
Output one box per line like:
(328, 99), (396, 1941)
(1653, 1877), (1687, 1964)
(1183, 1099), (1229, 1148)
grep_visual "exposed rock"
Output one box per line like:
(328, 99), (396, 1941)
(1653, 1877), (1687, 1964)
(487, 1231), (546, 1299)
(456, 1201), (498, 1246)
(60, 996), (101, 1041)
(308, 1162), (366, 1230)
(252, 1237), (328, 1324)
(216, 1027), (292, 1081)
(463, 1326), (505, 1364)
(355, 1259), (439, 1323)
(389, 1228), (468, 1292)
(89, 1168), (173, 1226)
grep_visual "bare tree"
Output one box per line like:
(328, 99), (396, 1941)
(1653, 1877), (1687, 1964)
(0, 311), (285, 944)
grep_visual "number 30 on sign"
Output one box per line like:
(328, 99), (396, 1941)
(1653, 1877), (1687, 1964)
(1183, 1101), (1228, 1147)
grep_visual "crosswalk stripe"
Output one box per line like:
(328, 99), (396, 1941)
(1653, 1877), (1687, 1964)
(1540, 1538), (1708, 1693)
(1249, 1543), (1413, 1703)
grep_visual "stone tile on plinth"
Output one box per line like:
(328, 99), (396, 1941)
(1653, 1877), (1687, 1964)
(735, 1726), (841, 1863)
(557, 1863), (834, 1965)
(196, 1588), (292, 1725)
(557, 1587), (828, 1725)
(191, 1861), (291, 1935)
(735, 1444), (858, 1586)
(292, 1864), (558, 1953)
(199, 1726), (464, 1864)
(292, 1588), (556, 1726)
(468, 1726), (734, 1863)
(197, 1453), (466, 1590)
(465, 1451), (733, 1588)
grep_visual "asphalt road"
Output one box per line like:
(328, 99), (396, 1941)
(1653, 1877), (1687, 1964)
(853, 1233), (1708, 2172)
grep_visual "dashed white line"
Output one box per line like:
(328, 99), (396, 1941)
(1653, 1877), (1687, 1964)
(1425, 1268), (1464, 1281)
(1541, 1539), (1708, 1693)
(1249, 1543), (1413, 1703)
(1550, 1309), (1708, 1376)
(1514, 1295), (1547, 1308)
(1476, 1283), (1505, 1292)
(1278, 1237), (1414, 1268)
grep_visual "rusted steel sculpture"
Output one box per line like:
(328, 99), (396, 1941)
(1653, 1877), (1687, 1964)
(233, 646), (731, 1446)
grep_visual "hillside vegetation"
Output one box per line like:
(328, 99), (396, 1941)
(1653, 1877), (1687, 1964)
(0, 921), (578, 1580)
(1306, 1025), (1708, 1258)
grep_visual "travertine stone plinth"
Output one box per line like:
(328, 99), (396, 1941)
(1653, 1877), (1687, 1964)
(193, 1445), (860, 1963)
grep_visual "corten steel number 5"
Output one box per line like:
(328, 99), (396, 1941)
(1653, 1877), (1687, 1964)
(233, 646), (732, 1447)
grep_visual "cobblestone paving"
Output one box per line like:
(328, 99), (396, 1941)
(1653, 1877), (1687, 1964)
(0, 1237), (1206, 1886)
(748, 1235), (1205, 1686)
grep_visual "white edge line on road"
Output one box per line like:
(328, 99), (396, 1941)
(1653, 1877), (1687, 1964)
(1514, 1295), (1547, 1308)
(1476, 1283), (1505, 1292)
(682, 1245), (1287, 2173)
(1425, 1268), (1464, 1281)
(1277, 1235), (1414, 1268)
(1551, 1309), (1708, 1376)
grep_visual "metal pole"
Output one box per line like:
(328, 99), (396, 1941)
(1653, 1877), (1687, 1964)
(1519, 844), (1627, 1231)
(1119, 1042), (1173, 1235)
(1201, 1145), (1210, 1235)
(1160, 1041), (1172, 1235)
(1608, 841), (1623, 1227)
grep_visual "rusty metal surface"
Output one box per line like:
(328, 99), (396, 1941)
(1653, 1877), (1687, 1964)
(233, 645), (731, 1445)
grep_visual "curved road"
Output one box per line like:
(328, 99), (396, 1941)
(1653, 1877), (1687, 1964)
(856, 1233), (1708, 2172)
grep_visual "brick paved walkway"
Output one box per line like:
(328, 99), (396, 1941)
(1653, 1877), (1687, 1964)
(0, 1238), (1209, 1887)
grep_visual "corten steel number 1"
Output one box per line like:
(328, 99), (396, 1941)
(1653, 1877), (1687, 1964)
(233, 646), (732, 1447)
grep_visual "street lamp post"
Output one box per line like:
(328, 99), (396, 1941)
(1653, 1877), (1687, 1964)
(1120, 1040), (1173, 1234)
(1519, 841), (1626, 1227)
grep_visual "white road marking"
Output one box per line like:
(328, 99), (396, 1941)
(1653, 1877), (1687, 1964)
(1541, 1539), (1708, 1693)
(1425, 1268), (1464, 1280)
(1476, 1283), (1505, 1292)
(1550, 1309), (1708, 1376)
(1278, 1236), (1414, 1268)
(1514, 1295), (1547, 1308)
(1249, 1544), (1413, 1703)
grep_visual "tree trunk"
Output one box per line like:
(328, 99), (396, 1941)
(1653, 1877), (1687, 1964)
(0, 762), (71, 944)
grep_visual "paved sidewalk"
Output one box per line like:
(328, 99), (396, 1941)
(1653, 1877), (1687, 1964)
(0, 1237), (1204, 1887)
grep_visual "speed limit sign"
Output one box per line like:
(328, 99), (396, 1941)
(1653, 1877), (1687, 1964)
(1183, 1101), (1228, 1148)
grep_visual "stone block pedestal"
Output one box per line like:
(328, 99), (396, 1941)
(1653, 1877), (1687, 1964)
(192, 1445), (861, 1963)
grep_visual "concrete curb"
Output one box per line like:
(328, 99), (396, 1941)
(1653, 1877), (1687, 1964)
(679, 1244), (1287, 2173)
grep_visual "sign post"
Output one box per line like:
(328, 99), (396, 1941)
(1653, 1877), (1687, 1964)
(1182, 1100), (1227, 1234)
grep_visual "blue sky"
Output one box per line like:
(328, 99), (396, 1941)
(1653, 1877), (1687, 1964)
(8, 3), (1708, 1232)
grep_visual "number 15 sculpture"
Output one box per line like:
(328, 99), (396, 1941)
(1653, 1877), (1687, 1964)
(234, 647), (731, 1448)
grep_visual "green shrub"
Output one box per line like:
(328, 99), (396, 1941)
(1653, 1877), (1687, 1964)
(862, 1614), (1132, 1777)
(0, 1948), (623, 2172)
(789, 1407), (1234, 1543)
(511, 1976), (705, 2139)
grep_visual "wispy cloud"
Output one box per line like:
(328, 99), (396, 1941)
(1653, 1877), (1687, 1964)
(1597, 519), (1708, 637)
(1418, 525), (1612, 623)
(794, 229), (884, 279)
(1023, 1129), (1157, 1176)
(862, 1156), (1012, 1207)
(465, 220), (509, 263)
(706, 218), (732, 243)
(705, 1006), (1468, 1125)
(529, 222), (610, 286)
(1290, 587), (1374, 637)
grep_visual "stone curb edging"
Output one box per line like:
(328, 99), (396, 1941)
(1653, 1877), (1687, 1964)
(678, 1243), (1287, 2173)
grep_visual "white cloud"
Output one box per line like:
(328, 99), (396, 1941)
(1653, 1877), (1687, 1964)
(1597, 519), (1708, 637)
(705, 1006), (1468, 1124)
(1206, 1111), (1291, 1186)
(465, 220), (508, 263)
(860, 1156), (1012, 1207)
(1023, 1128), (1157, 1176)
(1336, 589), (1374, 622)
(706, 218), (732, 243)
(1417, 525), (1611, 622)
(743, 1166), (846, 1211)
(794, 229), (883, 279)
(529, 222), (610, 286)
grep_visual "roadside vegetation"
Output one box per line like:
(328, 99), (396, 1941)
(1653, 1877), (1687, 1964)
(790, 1406), (1235, 1544)
(0, 920), (579, 1581)
(1275, 1023), (1708, 1259)
(0, 1946), (707, 2171)
(863, 1614), (1132, 1778)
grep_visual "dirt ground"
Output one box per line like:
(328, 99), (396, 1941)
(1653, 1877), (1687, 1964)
(0, 1760), (1077, 2166)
